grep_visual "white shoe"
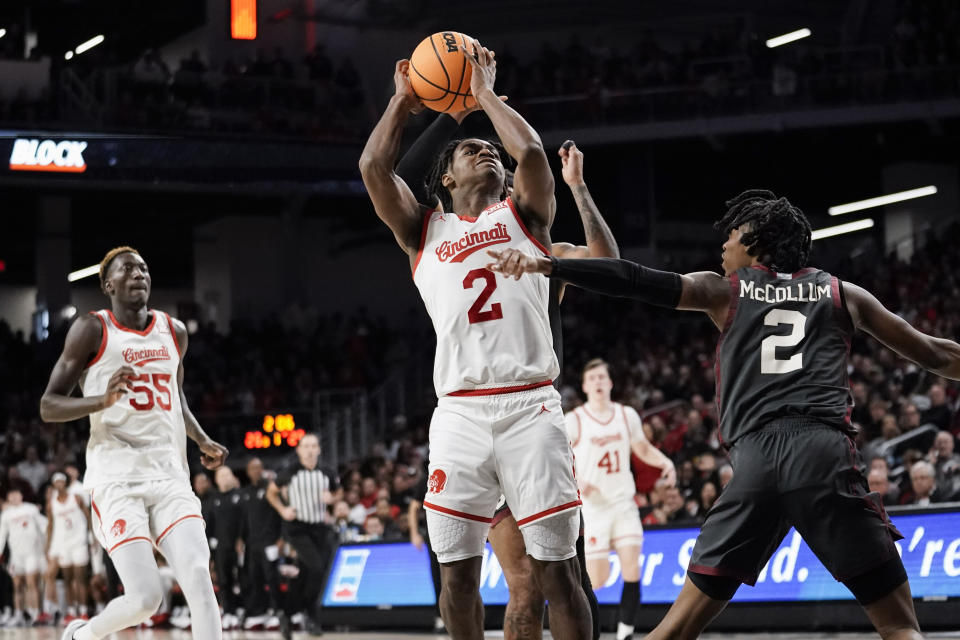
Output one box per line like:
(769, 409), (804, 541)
(264, 615), (281, 631)
(61, 619), (86, 640)
(170, 609), (192, 630)
(221, 613), (239, 630)
(290, 611), (305, 630)
(243, 614), (267, 630)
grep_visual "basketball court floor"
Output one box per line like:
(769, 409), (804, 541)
(3, 631), (959, 639)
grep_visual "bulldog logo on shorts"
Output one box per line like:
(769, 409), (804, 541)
(427, 469), (447, 495)
(111, 519), (126, 538)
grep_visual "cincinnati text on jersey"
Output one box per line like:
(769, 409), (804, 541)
(590, 433), (623, 447)
(739, 280), (831, 304)
(9, 138), (88, 173)
(435, 222), (511, 263)
(122, 346), (172, 366)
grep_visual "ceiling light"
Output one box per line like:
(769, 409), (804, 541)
(811, 218), (874, 241)
(766, 28), (812, 48)
(828, 186), (938, 215)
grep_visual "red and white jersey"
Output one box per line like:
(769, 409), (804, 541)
(50, 494), (87, 546)
(567, 403), (646, 506)
(79, 310), (189, 489)
(412, 198), (559, 396)
(0, 503), (46, 556)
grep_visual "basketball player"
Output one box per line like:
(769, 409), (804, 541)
(0, 488), (47, 625)
(568, 359), (675, 640)
(45, 472), (91, 623)
(397, 113), (615, 639)
(488, 189), (960, 639)
(360, 40), (592, 639)
(40, 246), (228, 640)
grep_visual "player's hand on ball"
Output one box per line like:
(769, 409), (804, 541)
(486, 249), (549, 279)
(394, 59), (424, 113)
(449, 94), (509, 124)
(101, 366), (135, 409)
(462, 38), (497, 101)
(559, 140), (586, 187)
(199, 438), (229, 470)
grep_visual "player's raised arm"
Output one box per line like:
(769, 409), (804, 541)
(358, 60), (430, 255)
(843, 281), (960, 379)
(172, 319), (228, 470)
(486, 250), (732, 328)
(462, 39), (555, 234)
(40, 316), (133, 423)
(552, 141), (619, 260)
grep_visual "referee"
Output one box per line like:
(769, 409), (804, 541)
(267, 433), (337, 635)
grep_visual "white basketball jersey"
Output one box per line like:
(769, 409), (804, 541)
(79, 310), (189, 489)
(412, 198), (559, 396)
(50, 494), (86, 545)
(567, 403), (645, 506)
(0, 503), (45, 555)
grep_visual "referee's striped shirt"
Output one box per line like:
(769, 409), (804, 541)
(275, 462), (336, 524)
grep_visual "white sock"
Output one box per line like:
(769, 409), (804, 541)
(45, 599), (59, 614)
(617, 621), (635, 640)
(27, 607), (39, 619)
(76, 623), (97, 640)
(79, 605), (88, 616)
(158, 518), (221, 639)
(85, 541), (164, 638)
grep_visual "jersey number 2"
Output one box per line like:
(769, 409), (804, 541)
(129, 373), (173, 411)
(760, 309), (806, 374)
(463, 269), (503, 324)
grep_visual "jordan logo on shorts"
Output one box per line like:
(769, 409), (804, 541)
(427, 469), (447, 494)
(537, 403), (550, 416)
(111, 519), (126, 538)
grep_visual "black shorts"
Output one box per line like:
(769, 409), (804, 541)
(689, 417), (902, 586)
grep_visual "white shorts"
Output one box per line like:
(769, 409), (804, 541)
(90, 477), (203, 554)
(9, 552), (45, 576)
(582, 498), (644, 559)
(424, 386), (580, 555)
(48, 539), (90, 567)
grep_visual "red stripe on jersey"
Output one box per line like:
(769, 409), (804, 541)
(581, 404), (616, 426)
(506, 197), (550, 257)
(85, 312), (109, 369)
(515, 500), (581, 526)
(422, 501), (492, 523)
(411, 209), (436, 279)
(447, 380), (552, 397)
(164, 312), (181, 356)
(107, 310), (157, 336)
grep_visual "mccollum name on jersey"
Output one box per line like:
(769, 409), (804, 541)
(739, 279), (831, 304)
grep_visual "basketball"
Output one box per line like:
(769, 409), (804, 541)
(408, 31), (478, 113)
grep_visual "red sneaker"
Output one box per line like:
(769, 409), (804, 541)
(33, 612), (54, 626)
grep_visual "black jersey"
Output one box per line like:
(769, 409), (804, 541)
(715, 266), (854, 446)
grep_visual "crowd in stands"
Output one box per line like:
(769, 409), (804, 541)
(2, 0), (959, 137)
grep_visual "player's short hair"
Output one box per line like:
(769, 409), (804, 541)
(582, 358), (610, 378)
(98, 246), (141, 294)
(425, 139), (514, 213)
(713, 189), (812, 273)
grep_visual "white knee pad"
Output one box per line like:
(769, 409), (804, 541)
(520, 511), (579, 562)
(426, 510), (490, 564)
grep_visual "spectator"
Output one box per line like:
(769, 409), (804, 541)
(331, 501), (360, 542)
(923, 385), (953, 430)
(363, 516), (384, 541)
(699, 481), (718, 512)
(868, 456), (901, 504)
(899, 402), (922, 431)
(209, 466), (244, 629)
(717, 464), (733, 490)
(928, 431), (960, 495)
(15, 447), (47, 495)
(343, 487), (367, 526)
(867, 468), (899, 506)
(904, 460), (951, 506)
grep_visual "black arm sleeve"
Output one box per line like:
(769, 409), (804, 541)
(395, 113), (460, 205)
(550, 257), (683, 308)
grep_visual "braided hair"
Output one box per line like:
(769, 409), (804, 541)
(713, 189), (812, 273)
(424, 139), (514, 213)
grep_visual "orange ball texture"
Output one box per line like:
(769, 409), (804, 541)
(408, 31), (478, 113)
